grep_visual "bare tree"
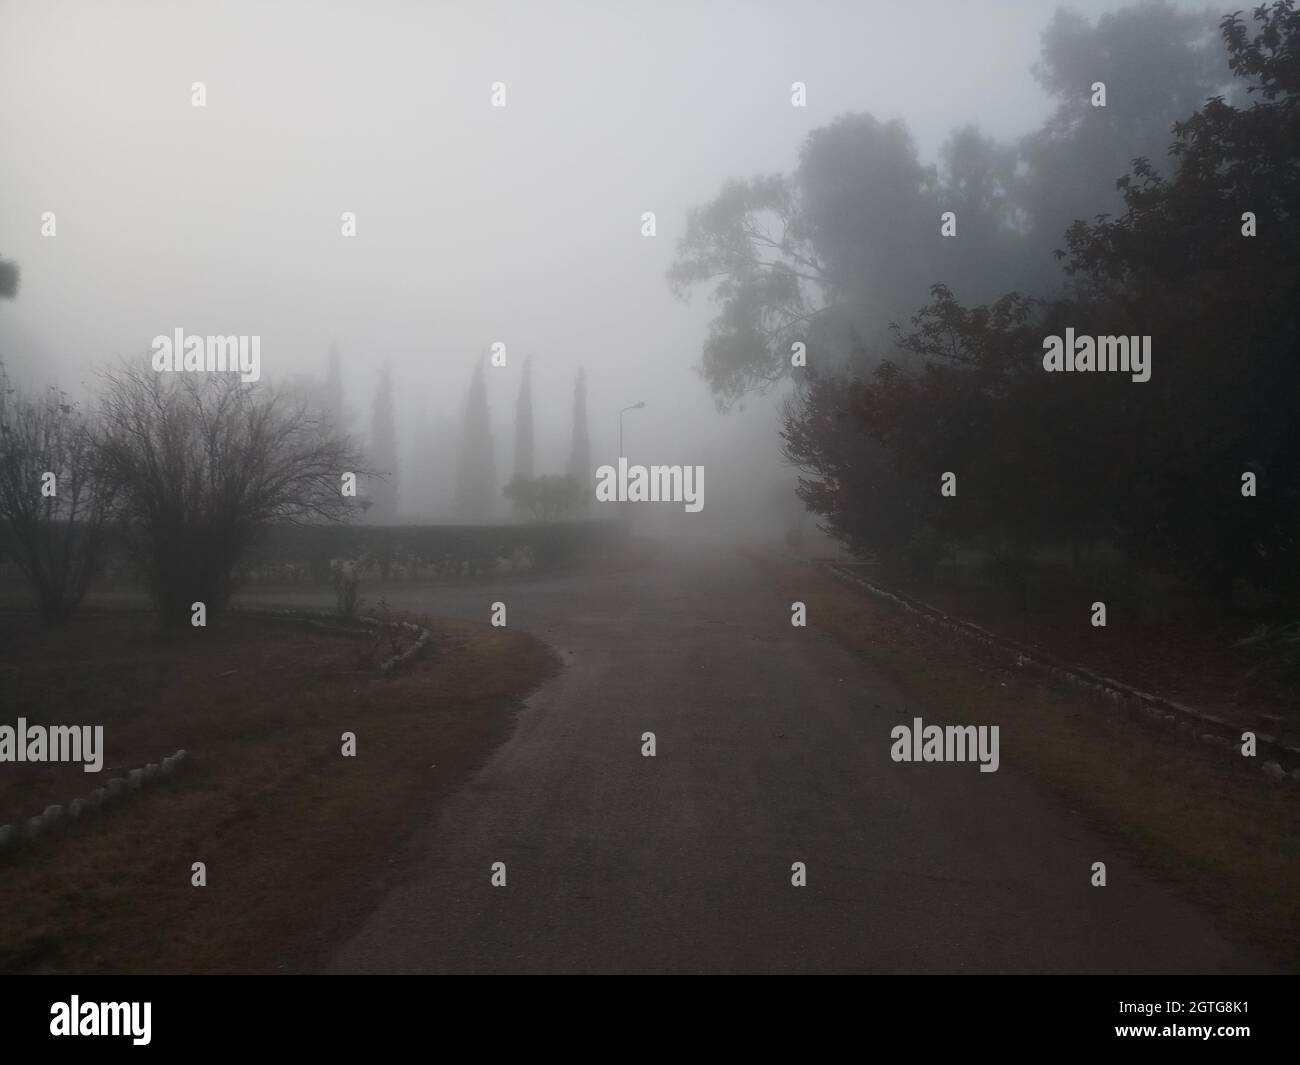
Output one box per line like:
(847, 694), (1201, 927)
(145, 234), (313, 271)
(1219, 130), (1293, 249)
(0, 371), (115, 624)
(96, 363), (364, 629)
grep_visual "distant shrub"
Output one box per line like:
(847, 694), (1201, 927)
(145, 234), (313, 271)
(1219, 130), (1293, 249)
(503, 474), (583, 522)
(330, 558), (362, 617)
(1236, 621), (1300, 696)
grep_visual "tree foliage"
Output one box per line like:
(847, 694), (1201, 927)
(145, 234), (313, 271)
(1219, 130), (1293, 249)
(670, 1), (1227, 409)
(783, 1), (1300, 605)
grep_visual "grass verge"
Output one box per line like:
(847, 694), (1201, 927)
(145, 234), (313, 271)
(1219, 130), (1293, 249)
(0, 610), (558, 973)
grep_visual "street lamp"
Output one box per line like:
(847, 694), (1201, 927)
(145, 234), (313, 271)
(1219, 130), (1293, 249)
(619, 401), (645, 459)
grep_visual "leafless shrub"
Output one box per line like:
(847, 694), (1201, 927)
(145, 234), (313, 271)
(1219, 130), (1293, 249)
(95, 362), (366, 629)
(0, 371), (116, 623)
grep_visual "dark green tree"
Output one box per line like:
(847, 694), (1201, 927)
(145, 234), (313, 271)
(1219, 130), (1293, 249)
(1062, 0), (1300, 602)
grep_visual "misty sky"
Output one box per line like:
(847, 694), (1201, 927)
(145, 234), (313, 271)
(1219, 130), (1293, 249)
(0, 0), (1214, 527)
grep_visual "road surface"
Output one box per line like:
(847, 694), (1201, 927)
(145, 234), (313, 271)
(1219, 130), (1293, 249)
(320, 544), (1267, 973)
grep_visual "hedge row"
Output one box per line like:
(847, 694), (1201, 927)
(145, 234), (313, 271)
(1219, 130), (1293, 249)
(237, 519), (629, 583)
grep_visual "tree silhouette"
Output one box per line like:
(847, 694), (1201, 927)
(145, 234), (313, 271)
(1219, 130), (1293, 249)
(513, 356), (535, 480)
(368, 366), (399, 522)
(566, 368), (591, 508)
(325, 341), (345, 431)
(0, 254), (18, 301)
(457, 357), (497, 521)
(96, 364), (362, 629)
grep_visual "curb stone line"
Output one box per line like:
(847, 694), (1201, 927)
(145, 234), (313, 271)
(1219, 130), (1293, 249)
(0, 610), (433, 859)
(823, 562), (1300, 781)
(0, 749), (190, 857)
(226, 607), (434, 673)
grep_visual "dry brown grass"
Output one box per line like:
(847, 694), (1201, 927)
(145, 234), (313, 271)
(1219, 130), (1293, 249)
(0, 610), (557, 973)
(757, 557), (1300, 970)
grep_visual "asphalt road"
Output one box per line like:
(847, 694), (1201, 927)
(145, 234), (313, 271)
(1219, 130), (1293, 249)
(322, 545), (1268, 973)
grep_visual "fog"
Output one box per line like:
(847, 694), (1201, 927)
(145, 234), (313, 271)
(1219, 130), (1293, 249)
(0, 0), (1214, 539)
(3, 0), (1297, 987)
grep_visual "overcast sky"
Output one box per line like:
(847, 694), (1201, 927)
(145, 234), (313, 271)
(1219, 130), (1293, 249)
(0, 0), (1214, 526)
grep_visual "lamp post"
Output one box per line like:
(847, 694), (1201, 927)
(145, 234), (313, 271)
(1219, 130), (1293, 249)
(619, 401), (645, 459)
